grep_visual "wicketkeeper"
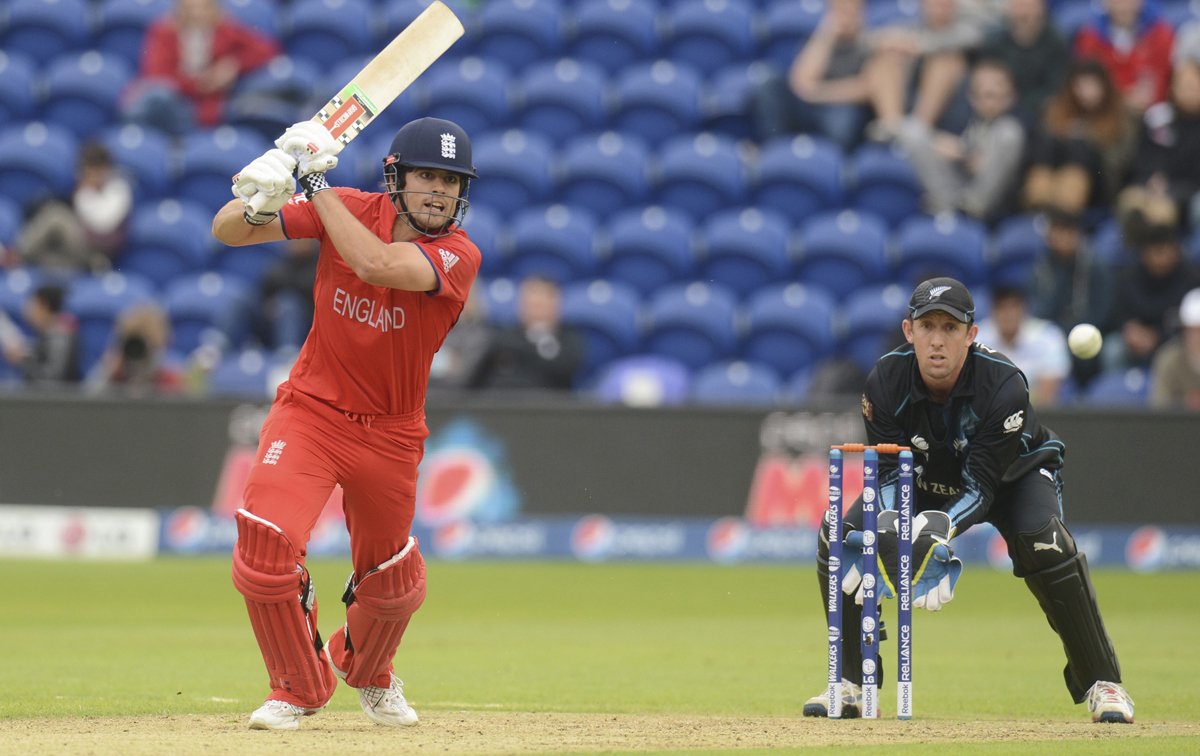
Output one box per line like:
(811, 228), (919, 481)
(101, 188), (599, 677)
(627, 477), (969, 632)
(805, 277), (1134, 723)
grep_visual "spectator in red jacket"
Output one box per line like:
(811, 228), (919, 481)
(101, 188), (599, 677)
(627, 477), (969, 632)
(1073, 0), (1174, 113)
(123, 0), (279, 135)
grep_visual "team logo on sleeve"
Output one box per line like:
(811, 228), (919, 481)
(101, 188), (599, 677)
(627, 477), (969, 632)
(439, 248), (460, 272)
(861, 394), (873, 421)
(1002, 410), (1024, 433)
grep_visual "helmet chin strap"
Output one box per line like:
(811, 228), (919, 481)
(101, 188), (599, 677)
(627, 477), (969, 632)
(390, 189), (458, 239)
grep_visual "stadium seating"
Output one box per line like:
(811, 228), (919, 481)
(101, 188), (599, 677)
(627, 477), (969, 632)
(94, 0), (172, 69)
(557, 132), (651, 218)
(461, 204), (506, 279)
(567, 0), (659, 75)
(119, 199), (216, 289)
(990, 213), (1046, 287)
(211, 240), (287, 290)
(0, 198), (21, 251)
(98, 124), (175, 200)
(610, 61), (704, 147)
(1080, 367), (1151, 407)
(163, 272), (254, 355)
(504, 203), (600, 283)
(0, 122), (79, 212)
(468, 129), (555, 216)
(847, 143), (923, 229)
(0, 268), (45, 329)
(691, 360), (782, 407)
(891, 213), (989, 287)
(696, 207), (792, 299)
(838, 283), (908, 372)
(593, 354), (691, 406)
(654, 132), (747, 221)
(794, 209), (890, 300)
(661, 0), (756, 77)
(0, 52), (38, 123)
(471, 0), (564, 72)
(741, 283), (838, 377)
(0, 0), (91, 67)
(421, 57), (514, 138)
(225, 55), (320, 138)
(643, 281), (739, 370)
(175, 126), (273, 211)
(282, 0), (374, 70)
(66, 271), (158, 372)
(600, 205), (696, 296)
(514, 58), (609, 144)
(760, 0), (823, 71)
(225, 0), (281, 37)
(561, 278), (642, 378)
(703, 62), (773, 141)
(207, 347), (271, 398)
(1090, 217), (1134, 268)
(752, 135), (846, 221)
(479, 276), (520, 326)
(39, 52), (133, 140)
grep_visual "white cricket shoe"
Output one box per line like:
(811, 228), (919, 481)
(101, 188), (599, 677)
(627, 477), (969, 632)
(1087, 681), (1134, 724)
(802, 680), (863, 718)
(351, 673), (420, 727)
(248, 699), (320, 730)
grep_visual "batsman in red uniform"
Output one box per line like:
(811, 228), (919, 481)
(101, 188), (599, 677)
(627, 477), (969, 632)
(212, 116), (481, 730)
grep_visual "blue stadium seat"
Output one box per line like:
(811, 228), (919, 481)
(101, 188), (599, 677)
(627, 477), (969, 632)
(1090, 217), (1134, 268)
(557, 131), (650, 218)
(230, 55), (323, 106)
(561, 278), (642, 378)
(1052, 0), (1095, 43)
(0, 123), (79, 212)
(0, 0), (91, 66)
(0, 268), (46, 330)
(661, 0), (756, 77)
(611, 60), (704, 147)
(691, 360), (782, 407)
(741, 283), (838, 377)
(600, 205), (696, 296)
(696, 207), (792, 299)
(176, 126), (272, 211)
(66, 271), (158, 372)
(224, 0), (281, 37)
(223, 96), (301, 145)
(703, 61), (773, 140)
(1080, 367), (1150, 407)
(461, 204), (506, 279)
(163, 272), (254, 355)
(0, 52), (39, 122)
(0, 198), (21, 249)
(208, 347), (272, 398)
(568, 0), (659, 75)
(990, 213), (1045, 287)
(593, 354), (691, 406)
(478, 277), (520, 326)
(847, 143), (922, 229)
(761, 0), (824, 71)
(892, 213), (990, 287)
(212, 240), (287, 290)
(514, 58), (609, 144)
(753, 134), (845, 221)
(283, 0), (373, 70)
(40, 51), (134, 139)
(838, 282), (908, 372)
(471, 0), (564, 72)
(119, 199), (216, 289)
(95, 0), (172, 69)
(794, 209), (889, 300)
(866, 0), (920, 28)
(504, 204), (600, 284)
(420, 57), (514, 138)
(98, 124), (175, 199)
(468, 129), (555, 216)
(644, 281), (739, 370)
(655, 132), (747, 221)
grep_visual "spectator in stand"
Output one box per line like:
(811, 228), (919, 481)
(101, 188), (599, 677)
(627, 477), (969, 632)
(1150, 287), (1200, 409)
(16, 143), (133, 274)
(253, 237), (318, 351)
(1125, 57), (1200, 230)
(861, 0), (1000, 141)
(977, 0), (1070, 129)
(1102, 192), (1200, 370)
(752, 0), (872, 150)
(123, 0), (279, 135)
(1022, 59), (1137, 215)
(975, 284), (1071, 406)
(467, 276), (584, 391)
(0, 285), (82, 388)
(895, 58), (1024, 221)
(87, 303), (185, 397)
(1175, 17), (1200, 64)
(1074, 0), (1174, 114)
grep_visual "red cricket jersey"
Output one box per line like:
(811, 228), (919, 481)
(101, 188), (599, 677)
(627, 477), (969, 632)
(278, 188), (480, 416)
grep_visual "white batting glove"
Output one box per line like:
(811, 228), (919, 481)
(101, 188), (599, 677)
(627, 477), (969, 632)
(276, 120), (339, 178)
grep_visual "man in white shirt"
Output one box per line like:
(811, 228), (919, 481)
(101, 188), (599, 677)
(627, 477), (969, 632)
(975, 284), (1070, 406)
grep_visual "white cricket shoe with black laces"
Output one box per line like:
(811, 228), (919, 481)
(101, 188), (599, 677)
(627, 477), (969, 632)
(802, 680), (863, 718)
(1087, 681), (1134, 723)
(351, 673), (420, 727)
(248, 699), (320, 730)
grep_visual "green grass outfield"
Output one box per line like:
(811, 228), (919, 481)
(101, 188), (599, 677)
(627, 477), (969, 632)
(0, 558), (1197, 753)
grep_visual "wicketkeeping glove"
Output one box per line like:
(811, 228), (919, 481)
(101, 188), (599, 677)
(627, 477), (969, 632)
(232, 148), (297, 224)
(875, 510), (963, 611)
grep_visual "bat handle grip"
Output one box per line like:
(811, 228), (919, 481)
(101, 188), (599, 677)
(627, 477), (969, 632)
(246, 191), (270, 216)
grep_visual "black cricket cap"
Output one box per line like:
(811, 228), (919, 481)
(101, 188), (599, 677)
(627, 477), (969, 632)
(908, 277), (975, 324)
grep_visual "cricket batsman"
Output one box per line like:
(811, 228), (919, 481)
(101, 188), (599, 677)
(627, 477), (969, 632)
(212, 116), (480, 730)
(804, 277), (1135, 723)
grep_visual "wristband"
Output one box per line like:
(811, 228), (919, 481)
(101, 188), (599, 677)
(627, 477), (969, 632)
(243, 209), (277, 226)
(299, 172), (331, 200)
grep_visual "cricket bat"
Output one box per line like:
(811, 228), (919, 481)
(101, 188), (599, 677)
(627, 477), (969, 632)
(248, 0), (464, 213)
